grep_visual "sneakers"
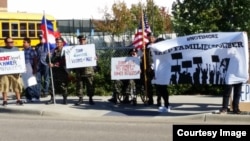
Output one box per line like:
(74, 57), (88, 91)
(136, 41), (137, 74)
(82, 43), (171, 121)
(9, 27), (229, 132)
(121, 99), (130, 104)
(219, 108), (228, 114)
(32, 98), (40, 102)
(108, 98), (117, 104)
(233, 109), (241, 114)
(41, 94), (49, 98)
(2, 101), (7, 106)
(89, 98), (95, 105)
(2, 100), (23, 106)
(16, 100), (23, 105)
(158, 106), (171, 113)
(74, 97), (83, 106)
(46, 99), (55, 105)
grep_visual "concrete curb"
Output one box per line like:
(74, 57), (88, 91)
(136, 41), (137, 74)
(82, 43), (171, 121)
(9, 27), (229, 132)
(1, 95), (250, 123)
(2, 106), (250, 123)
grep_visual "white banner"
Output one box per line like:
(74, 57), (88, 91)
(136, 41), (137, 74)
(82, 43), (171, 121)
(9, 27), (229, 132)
(64, 44), (97, 69)
(111, 57), (140, 80)
(0, 51), (26, 75)
(240, 83), (250, 102)
(150, 32), (249, 85)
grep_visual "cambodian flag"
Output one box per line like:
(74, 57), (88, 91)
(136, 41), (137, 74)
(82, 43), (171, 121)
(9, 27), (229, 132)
(40, 16), (56, 50)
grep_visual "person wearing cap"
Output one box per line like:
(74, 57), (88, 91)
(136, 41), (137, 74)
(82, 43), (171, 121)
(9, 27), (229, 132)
(108, 48), (140, 104)
(74, 35), (95, 105)
(46, 37), (69, 104)
(35, 35), (51, 98)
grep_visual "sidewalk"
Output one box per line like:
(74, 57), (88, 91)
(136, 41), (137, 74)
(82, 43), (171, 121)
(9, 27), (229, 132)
(1, 94), (250, 123)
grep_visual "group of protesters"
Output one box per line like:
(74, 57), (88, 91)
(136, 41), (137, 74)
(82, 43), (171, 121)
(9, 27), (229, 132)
(0, 33), (166, 108)
(0, 35), (96, 106)
(0, 33), (245, 115)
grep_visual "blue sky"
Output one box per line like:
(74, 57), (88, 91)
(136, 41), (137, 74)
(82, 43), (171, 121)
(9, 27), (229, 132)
(8, 0), (175, 19)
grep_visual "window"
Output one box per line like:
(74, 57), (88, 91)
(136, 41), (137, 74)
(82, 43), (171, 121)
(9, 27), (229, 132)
(11, 23), (18, 37)
(28, 23), (35, 37)
(1, 22), (9, 37)
(37, 23), (41, 37)
(20, 23), (27, 37)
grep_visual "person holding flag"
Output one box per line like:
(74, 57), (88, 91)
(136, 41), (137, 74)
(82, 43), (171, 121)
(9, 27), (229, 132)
(40, 14), (69, 104)
(132, 11), (155, 106)
(46, 37), (69, 104)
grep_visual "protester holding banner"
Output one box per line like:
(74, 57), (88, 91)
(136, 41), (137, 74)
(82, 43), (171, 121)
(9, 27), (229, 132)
(143, 33), (164, 106)
(35, 35), (51, 98)
(220, 83), (243, 114)
(150, 37), (169, 109)
(46, 37), (69, 104)
(219, 43), (248, 114)
(22, 37), (39, 102)
(74, 35), (95, 105)
(108, 48), (140, 104)
(0, 37), (23, 106)
(150, 32), (249, 113)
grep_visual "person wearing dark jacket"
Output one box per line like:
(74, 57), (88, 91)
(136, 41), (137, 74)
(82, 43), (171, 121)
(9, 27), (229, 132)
(143, 33), (164, 106)
(46, 37), (69, 104)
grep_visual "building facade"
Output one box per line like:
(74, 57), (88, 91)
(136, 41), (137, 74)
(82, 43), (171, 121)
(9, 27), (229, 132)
(0, 0), (7, 12)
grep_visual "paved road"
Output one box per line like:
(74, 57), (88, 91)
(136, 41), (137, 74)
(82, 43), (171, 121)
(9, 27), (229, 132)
(0, 95), (250, 123)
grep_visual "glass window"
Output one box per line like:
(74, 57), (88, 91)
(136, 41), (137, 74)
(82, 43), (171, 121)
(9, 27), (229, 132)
(37, 23), (42, 37)
(11, 23), (18, 37)
(28, 23), (35, 37)
(20, 23), (27, 37)
(1, 22), (9, 37)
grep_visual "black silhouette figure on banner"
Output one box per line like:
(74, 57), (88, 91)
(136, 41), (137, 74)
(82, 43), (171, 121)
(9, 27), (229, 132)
(170, 65), (180, 84)
(178, 70), (186, 84)
(209, 64), (216, 84)
(167, 52), (231, 85)
(215, 69), (220, 85)
(171, 53), (183, 84)
(211, 55), (220, 85)
(192, 57), (202, 85)
(201, 64), (208, 84)
(186, 72), (193, 84)
(219, 58), (230, 84)
(178, 60), (192, 84)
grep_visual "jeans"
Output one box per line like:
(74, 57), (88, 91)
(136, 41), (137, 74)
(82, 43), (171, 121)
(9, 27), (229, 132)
(36, 63), (50, 96)
(25, 85), (39, 100)
(222, 83), (242, 111)
(155, 84), (169, 107)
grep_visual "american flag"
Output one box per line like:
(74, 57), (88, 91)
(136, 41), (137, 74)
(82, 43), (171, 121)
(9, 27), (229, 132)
(132, 12), (151, 49)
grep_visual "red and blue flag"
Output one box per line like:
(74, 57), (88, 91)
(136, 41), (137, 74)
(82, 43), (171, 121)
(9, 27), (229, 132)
(40, 16), (56, 50)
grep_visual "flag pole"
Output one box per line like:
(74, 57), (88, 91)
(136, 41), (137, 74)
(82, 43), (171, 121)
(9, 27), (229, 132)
(43, 11), (56, 105)
(141, 9), (148, 104)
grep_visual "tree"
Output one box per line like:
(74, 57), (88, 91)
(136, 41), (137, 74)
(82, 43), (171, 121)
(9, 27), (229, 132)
(145, 0), (173, 36)
(172, 0), (250, 36)
(130, 0), (173, 37)
(92, 1), (133, 46)
(94, 0), (173, 43)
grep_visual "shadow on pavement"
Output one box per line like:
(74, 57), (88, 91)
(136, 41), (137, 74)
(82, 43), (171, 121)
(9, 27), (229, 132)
(68, 98), (221, 117)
